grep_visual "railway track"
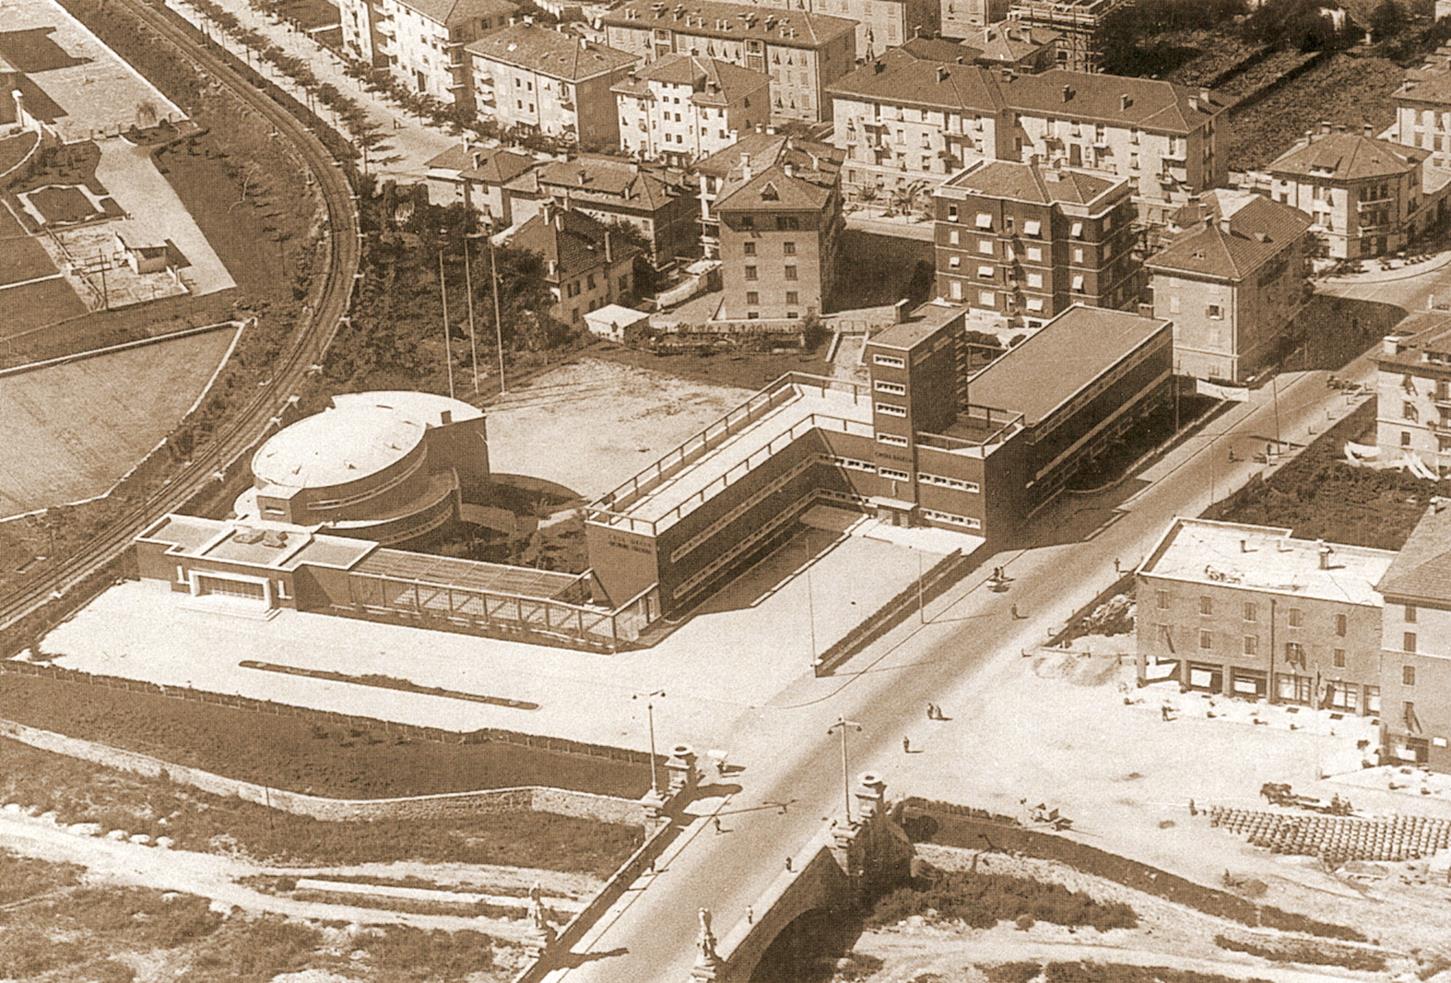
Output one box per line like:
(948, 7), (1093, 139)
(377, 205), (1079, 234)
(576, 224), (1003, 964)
(0, 0), (361, 637)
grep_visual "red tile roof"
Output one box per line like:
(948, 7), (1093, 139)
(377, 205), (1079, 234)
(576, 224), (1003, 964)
(603, 0), (857, 49)
(611, 53), (768, 107)
(398, 0), (518, 27)
(465, 25), (638, 80)
(511, 206), (641, 281)
(827, 47), (1007, 113)
(1267, 130), (1427, 181)
(941, 159), (1121, 206)
(1378, 502), (1451, 603)
(1147, 190), (1313, 281)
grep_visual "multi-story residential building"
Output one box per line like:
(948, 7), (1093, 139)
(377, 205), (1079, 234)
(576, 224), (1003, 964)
(693, 129), (844, 257)
(1146, 189), (1313, 384)
(504, 154), (700, 262)
(827, 54), (1230, 223)
(1377, 501), (1451, 771)
(1006, 0), (1131, 71)
(424, 142), (537, 222)
(960, 16), (1061, 72)
(932, 158), (1139, 324)
(602, 0), (858, 122)
(509, 201), (641, 328)
(1136, 517), (1397, 712)
(1391, 43), (1451, 169)
(1264, 123), (1447, 260)
(941, 0), (1010, 40)
(340, 0), (517, 109)
(753, 0), (940, 57)
(612, 53), (770, 165)
(714, 146), (845, 320)
(1375, 313), (1451, 476)
(466, 25), (640, 146)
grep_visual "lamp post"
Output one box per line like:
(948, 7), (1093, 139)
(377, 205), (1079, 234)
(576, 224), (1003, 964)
(462, 233), (481, 395)
(804, 531), (818, 671)
(436, 241), (456, 400)
(477, 222), (507, 395)
(633, 689), (666, 797)
(826, 717), (863, 823)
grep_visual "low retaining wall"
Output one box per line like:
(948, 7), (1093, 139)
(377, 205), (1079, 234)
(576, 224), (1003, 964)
(0, 718), (646, 826)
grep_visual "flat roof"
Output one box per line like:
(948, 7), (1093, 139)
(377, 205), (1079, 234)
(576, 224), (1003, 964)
(353, 549), (584, 599)
(1139, 517), (1396, 607)
(968, 304), (1170, 427)
(252, 391), (482, 491)
(139, 514), (377, 571)
(869, 300), (969, 351)
(598, 378), (872, 532)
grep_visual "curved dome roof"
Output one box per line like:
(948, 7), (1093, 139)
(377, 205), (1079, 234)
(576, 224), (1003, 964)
(251, 391), (481, 490)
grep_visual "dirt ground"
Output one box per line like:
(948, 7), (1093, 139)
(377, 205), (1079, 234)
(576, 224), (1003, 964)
(0, 324), (239, 518)
(483, 356), (755, 500)
(889, 630), (1451, 965)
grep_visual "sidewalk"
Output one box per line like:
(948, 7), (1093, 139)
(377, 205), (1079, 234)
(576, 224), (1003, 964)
(163, 0), (461, 183)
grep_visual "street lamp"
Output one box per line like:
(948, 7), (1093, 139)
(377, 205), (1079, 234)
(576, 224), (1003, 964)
(436, 237), (456, 400)
(826, 717), (863, 823)
(461, 234), (481, 395)
(633, 689), (666, 797)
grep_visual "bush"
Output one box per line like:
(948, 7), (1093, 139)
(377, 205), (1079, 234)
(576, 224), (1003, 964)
(1213, 934), (1388, 972)
(867, 868), (1137, 932)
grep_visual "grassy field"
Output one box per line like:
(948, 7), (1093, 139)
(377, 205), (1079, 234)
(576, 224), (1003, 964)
(0, 739), (644, 876)
(0, 131), (37, 175)
(832, 230), (935, 312)
(0, 205), (60, 288)
(0, 671), (651, 798)
(1227, 52), (1402, 169)
(0, 849), (517, 981)
(1205, 400), (1442, 549)
(0, 325), (238, 518)
(0, 276), (89, 338)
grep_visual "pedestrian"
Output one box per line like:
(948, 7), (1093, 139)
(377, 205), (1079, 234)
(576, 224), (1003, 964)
(1010, 603), (1020, 620)
(1189, 798), (1198, 816)
(926, 702), (934, 720)
(785, 856), (793, 872)
(746, 906), (754, 925)
(1113, 558), (1121, 575)
(902, 735), (911, 753)
(713, 817), (723, 835)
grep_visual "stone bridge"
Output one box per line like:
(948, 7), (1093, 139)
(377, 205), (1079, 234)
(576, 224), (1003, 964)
(688, 772), (914, 983)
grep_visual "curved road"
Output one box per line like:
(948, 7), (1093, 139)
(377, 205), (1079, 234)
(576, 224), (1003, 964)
(0, 0), (360, 637)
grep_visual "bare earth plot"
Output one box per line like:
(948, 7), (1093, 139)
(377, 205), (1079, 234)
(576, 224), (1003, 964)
(0, 205), (63, 287)
(483, 357), (753, 499)
(0, 325), (239, 517)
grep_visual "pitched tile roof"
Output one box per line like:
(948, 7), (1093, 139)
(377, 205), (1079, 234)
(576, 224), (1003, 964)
(1377, 501), (1451, 602)
(510, 206), (640, 281)
(899, 36), (974, 62)
(1003, 69), (1227, 134)
(465, 25), (638, 80)
(1267, 130), (1427, 181)
(827, 47), (1007, 114)
(962, 19), (1060, 64)
(397, 0), (518, 27)
(941, 159), (1121, 206)
(462, 147), (536, 184)
(1396, 70), (1451, 106)
(1147, 190), (1313, 281)
(533, 156), (689, 211)
(603, 0), (857, 49)
(714, 164), (835, 211)
(611, 53), (768, 107)
(1375, 311), (1451, 372)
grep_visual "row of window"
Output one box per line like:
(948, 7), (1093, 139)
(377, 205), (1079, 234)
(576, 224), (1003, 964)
(743, 241), (796, 256)
(923, 508), (981, 529)
(919, 472), (979, 493)
(743, 265), (799, 281)
(1161, 592), (1424, 636)
(744, 291), (800, 306)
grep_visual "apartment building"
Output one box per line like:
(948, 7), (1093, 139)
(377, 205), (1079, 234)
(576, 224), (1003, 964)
(1375, 313), (1451, 476)
(612, 53), (770, 165)
(340, 0), (517, 108)
(827, 54), (1230, 221)
(602, 0), (858, 122)
(509, 201), (640, 328)
(715, 147), (845, 320)
(1136, 517), (1397, 712)
(1006, 0), (1131, 72)
(424, 142), (537, 221)
(1264, 123), (1447, 260)
(693, 129), (843, 257)
(941, 0), (1010, 40)
(755, 0), (941, 58)
(960, 17), (1061, 73)
(1391, 44), (1451, 169)
(466, 25), (640, 146)
(1377, 501), (1451, 771)
(1146, 189), (1313, 384)
(932, 158), (1139, 324)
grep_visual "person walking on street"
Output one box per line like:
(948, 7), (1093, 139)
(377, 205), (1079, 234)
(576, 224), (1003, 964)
(1010, 603), (1020, 620)
(902, 735), (911, 753)
(785, 857), (793, 872)
(713, 817), (723, 835)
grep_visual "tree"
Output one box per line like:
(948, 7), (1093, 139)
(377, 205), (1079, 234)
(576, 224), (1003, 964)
(604, 218), (661, 297)
(1370, 0), (1405, 37)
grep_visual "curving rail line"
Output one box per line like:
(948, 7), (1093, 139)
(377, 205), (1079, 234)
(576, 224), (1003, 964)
(0, 0), (362, 637)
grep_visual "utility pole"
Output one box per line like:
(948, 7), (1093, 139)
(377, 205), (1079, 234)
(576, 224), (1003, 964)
(804, 531), (818, 670)
(633, 690), (666, 797)
(486, 225), (506, 395)
(917, 550), (925, 624)
(826, 717), (863, 823)
(462, 234), (480, 395)
(1271, 373), (1282, 455)
(437, 244), (455, 399)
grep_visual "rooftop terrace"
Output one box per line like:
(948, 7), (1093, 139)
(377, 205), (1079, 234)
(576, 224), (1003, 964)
(1140, 517), (1397, 607)
(588, 374), (873, 536)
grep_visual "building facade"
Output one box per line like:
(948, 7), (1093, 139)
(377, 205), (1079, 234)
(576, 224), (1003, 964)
(694, 130), (844, 258)
(1375, 313), (1451, 476)
(1146, 190), (1314, 384)
(960, 17), (1061, 72)
(715, 148), (845, 320)
(510, 202), (641, 328)
(1005, 0), (1132, 72)
(941, 0), (1011, 40)
(756, 0), (941, 58)
(340, 0), (517, 109)
(466, 25), (640, 146)
(1391, 44), (1451, 169)
(603, 0), (858, 123)
(1136, 517), (1396, 711)
(1264, 123), (1445, 260)
(933, 158), (1139, 325)
(612, 54), (770, 165)
(424, 142), (537, 222)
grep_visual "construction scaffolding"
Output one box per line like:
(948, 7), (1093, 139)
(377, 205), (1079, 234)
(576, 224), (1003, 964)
(1008, 0), (1135, 72)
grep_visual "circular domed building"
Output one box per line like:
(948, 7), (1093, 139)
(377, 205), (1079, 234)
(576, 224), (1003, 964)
(235, 391), (489, 546)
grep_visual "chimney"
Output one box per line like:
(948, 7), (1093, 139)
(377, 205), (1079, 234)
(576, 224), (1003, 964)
(440, 409), (453, 424)
(936, 65), (950, 82)
(1317, 540), (1332, 570)
(784, 161), (796, 177)
(955, 55), (965, 64)
(1199, 87), (1210, 105)
(1320, 120), (1332, 134)
(579, 36), (589, 49)
(1061, 84), (1073, 102)
(1119, 93), (1131, 111)
(1382, 334), (1404, 356)
(1218, 216), (1233, 233)
(740, 151), (752, 181)
(873, 58), (885, 73)
(1363, 122), (1373, 137)
(985, 26), (995, 40)
(540, 197), (555, 226)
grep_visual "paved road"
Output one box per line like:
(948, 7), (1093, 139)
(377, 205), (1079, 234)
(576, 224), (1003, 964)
(546, 346), (1382, 980)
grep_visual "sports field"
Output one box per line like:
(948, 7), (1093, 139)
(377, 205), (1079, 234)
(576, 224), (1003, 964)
(0, 325), (239, 517)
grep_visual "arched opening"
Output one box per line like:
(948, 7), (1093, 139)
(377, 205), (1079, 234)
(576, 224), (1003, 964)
(749, 905), (866, 982)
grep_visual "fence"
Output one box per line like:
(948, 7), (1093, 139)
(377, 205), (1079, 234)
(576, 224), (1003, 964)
(815, 548), (974, 675)
(0, 660), (661, 768)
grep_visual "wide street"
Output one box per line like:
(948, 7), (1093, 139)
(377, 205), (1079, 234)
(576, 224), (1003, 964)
(546, 296), (1396, 980)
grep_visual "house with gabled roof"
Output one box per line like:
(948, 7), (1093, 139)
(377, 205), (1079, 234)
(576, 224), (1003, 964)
(1146, 189), (1313, 383)
(424, 142), (537, 222)
(509, 200), (642, 327)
